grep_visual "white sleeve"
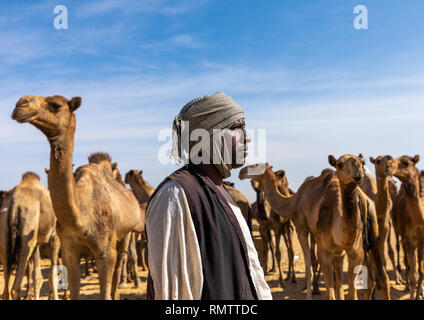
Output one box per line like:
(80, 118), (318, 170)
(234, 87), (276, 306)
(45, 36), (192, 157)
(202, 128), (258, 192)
(146, 180), (203, 300)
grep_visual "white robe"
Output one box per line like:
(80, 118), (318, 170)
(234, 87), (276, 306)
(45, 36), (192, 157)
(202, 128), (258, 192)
(146, 180), (272, 300)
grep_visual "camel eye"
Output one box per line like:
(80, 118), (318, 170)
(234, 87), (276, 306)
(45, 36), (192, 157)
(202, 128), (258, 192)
(50, 102), (62, 110)
(376, 159), (380, 165)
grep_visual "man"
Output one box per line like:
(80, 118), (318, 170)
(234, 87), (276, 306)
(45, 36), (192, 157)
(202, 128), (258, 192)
(146, 92), (272, 300)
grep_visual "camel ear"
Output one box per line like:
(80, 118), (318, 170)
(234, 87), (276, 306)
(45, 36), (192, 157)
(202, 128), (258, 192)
(69, 97), (82, 112)
(112, 162), (118, 171)
(369, 157), (375, 164)
(328, 155), (337, 168)
(413, 155), (420, 164)
(44, 168), (49, 175)
(359, 153), (364, 159)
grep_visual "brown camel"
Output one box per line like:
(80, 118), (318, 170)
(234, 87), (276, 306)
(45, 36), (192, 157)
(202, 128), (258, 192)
(386, 155), (424, 299)
(369, 155), (402, 284)
(0, 172), (60, 300)
(240, 155), (389, 300)
(222, 181), (253, 232)
(12, 95), (143, 300)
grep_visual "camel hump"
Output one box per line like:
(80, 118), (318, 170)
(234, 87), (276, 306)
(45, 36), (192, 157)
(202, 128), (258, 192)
(88, 152), (112, 164)
(21, 171), (40, 182)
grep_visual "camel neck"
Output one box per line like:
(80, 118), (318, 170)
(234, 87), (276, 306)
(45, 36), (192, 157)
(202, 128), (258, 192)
(130, 182), (153, 204)
(375, 176), (392, 218)
(403, 179), (424, 221)
(256, 190), (268, 221)
(47, 130), (82, 229)
(340, 183), (360, 226)
(261, 175), (294, 219)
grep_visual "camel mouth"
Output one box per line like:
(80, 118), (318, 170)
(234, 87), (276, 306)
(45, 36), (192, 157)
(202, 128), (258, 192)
(12, 110), (38, 123)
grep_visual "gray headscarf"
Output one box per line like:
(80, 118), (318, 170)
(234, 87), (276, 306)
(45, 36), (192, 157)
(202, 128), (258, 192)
(171, 92), (244, 178)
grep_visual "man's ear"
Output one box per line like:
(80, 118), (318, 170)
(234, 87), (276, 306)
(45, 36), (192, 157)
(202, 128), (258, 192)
(413, 155), (420, 164)
(328, 155), (337, 168)
(69, 97), (82, 112)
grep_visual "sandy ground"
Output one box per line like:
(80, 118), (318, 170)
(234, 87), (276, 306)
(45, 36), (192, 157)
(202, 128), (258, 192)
(0, 224), (411, 300)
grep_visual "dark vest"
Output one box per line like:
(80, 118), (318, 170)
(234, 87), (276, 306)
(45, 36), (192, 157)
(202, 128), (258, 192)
(146, 164), (258, 300)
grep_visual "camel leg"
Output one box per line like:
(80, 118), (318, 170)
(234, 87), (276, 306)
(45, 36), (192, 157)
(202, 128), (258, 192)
(61, 247), (81, 300)
(282, 223), (295, 282)
(404, 240), (417, 300)
(128, 233), (140, 289)
(25, 256), (35, 300)
(32, 246), (43, 300)
(287, 224), (297, 283)
(11, 243), (34, 300)
(346, 249), (363, 300)
(386, 222), (400, 284)
(333, 254), (344, 300)
(297, 230), (313, 300)
(118, 252), (128, 288)
(310, 235), (321, 295)
(415, 242), (424, 300)
(317, 247), (335, 300)
(273, 224), (284, 287)
(139, 233), (147, 271)
(48, 234), (60, 300)
(111, 234), (130, 300)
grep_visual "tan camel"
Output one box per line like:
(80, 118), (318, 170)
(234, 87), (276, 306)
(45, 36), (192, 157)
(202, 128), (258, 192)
(386, 155), (424, 299)
(369, 155), (402, 284)
(12, 95), (143, 300)
(240, 155), (389, 300)
(240, 162), (332, 299)
(0, 172), (60, 300)
(249, 173), (296, 287)
(124, 169), (153, 273)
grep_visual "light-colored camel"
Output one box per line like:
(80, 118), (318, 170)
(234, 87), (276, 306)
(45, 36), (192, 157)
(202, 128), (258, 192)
(369, 155), (402, 284)
(386, 155), (424, 299)
(12, 95), (143, 300)
(240, 156), (389, 300)
(0, 172), (60, 300)
(124, 169), (153, 274)
(111, 165), (145, 289)
(249, 172), (297, 287)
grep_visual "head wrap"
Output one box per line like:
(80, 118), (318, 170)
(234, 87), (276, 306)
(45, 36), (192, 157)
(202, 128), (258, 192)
(171, 92), (244, 178)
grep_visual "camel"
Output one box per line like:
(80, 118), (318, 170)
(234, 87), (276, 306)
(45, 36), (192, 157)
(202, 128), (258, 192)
(124, 169), (153, 274)
(249, 172), (296, 287)
(12, 95), (143, 300)
(386, 155), (424, 299)
(223, 181), (253, 232)
(240, 155), (389, 300)
(369, 155), (402, 284)
(0, 172), (60, 300)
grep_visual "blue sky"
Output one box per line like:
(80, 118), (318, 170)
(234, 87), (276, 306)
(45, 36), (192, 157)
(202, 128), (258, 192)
(1, 0), (423, 201)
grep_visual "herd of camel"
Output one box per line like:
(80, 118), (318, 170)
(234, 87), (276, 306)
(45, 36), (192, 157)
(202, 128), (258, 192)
(0, 94), (423, 300)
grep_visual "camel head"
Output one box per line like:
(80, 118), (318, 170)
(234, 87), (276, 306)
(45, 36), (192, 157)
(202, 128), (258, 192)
(274, 170), (289, 195)
(12, 95), (82, 138)
(370, 155), (394, 179)
(385, 155), (420, 183)
(239, 163), (276, 192)
(125, 169), (149, 187)
(328, 154), (365, 186)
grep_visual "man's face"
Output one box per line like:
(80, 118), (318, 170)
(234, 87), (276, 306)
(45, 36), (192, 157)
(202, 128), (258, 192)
(228, 119), (250, 168)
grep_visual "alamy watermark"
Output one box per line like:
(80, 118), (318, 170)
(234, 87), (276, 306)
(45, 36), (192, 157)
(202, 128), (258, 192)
(353, 265), (368, 289)
(354, 5), (368, 30)
(53, 5), (69, 30)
